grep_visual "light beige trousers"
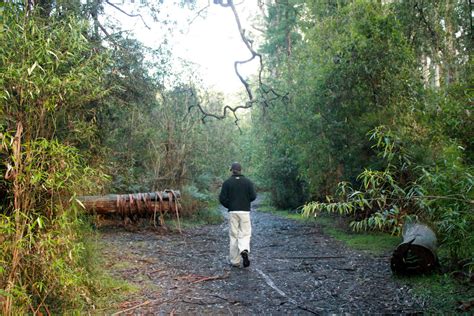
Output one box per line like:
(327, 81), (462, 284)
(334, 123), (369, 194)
(228, 211), (252, 265)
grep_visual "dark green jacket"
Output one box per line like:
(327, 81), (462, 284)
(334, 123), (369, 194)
(219, 174), (257, 212)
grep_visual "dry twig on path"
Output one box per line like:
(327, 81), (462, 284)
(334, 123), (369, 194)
(192, 271), (230, 284)
(175, 272), (230, 284)
(111, 300), (153, 315)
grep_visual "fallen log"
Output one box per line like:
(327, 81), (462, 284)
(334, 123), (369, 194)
(77, 190), (181, 217)
(390, 223), (438, 275)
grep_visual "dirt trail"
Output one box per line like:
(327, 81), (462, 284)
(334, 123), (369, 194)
(100, 200), (425, 315)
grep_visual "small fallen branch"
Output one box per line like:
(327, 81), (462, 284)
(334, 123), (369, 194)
(192, 272), (230, 284)
(175, 272), (230, 284)
(277, 256), (345, 260)
(112, 300), (153, 315)
(209, 294), (241, 305)
(147, 268), (164, 274)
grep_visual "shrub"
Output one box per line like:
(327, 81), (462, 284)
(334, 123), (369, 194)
(1, 7), (109, 313)
(303, 127), (473, 267)
(0, 137), (107, 313)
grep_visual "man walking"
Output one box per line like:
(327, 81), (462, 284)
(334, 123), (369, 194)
(219, 162), (257, 268)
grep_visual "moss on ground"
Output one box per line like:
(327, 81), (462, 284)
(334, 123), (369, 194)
(91, 273), (140, 313)
(64, 235), (141, 314)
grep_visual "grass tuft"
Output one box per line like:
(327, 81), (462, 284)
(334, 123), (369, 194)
(398, 273), (474, 313)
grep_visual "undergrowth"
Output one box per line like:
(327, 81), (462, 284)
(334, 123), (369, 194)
(302, 127), (474, 268)
(169, 203), (224, 229)
(398, 273), (474, 314)
(174, 187), (224, 229)
(79, 232), (139, 314)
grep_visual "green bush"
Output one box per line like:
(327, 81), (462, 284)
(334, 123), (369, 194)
(259, 153), (307, 209)
(0, 7), (109, 313)
(303, 127), (473, 268)
(0, 138), (107, 313)
(178, 185), (212, 218)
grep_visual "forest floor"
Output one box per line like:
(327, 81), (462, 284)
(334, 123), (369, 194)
(99, 198), (427, 315)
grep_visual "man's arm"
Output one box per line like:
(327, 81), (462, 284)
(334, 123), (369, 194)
(219, 182), (230, 208)
(249, 181), (257, 202)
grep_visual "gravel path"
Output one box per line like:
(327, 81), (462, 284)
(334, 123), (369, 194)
(99, 202), (425, 315)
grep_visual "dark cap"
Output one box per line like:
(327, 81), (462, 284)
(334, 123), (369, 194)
(230, 162), (242, 172)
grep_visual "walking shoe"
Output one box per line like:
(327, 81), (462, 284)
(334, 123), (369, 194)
(241, 250), (250, 267)
(227, 257), (240, 268)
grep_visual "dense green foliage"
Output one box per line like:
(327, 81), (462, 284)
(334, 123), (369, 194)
(0, 6), (109, 313)
(1, 0), (472, 312)
(254, 0), (421, 202)
(95, 22), (243, 194)
(251, 0), (472, 269)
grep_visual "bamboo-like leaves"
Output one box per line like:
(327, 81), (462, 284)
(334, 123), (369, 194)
(0, 8), (110, 313)
(302, 127), (426, 235)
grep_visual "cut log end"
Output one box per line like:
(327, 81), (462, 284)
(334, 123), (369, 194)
(391, 223), (438, 275)
(391, 243), (438, 275)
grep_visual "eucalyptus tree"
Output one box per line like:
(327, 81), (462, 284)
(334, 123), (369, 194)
(392, 0), (472, 88)
(247, 0), (307, 208)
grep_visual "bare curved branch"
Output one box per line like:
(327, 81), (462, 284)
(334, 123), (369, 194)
(105, 0), (151, 30)
(189, 0), (288, 122)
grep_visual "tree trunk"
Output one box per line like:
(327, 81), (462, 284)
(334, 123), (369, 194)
(78, 191), (181, 216)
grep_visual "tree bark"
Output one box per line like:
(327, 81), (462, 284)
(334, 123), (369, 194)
(78, 191), (181, 216)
